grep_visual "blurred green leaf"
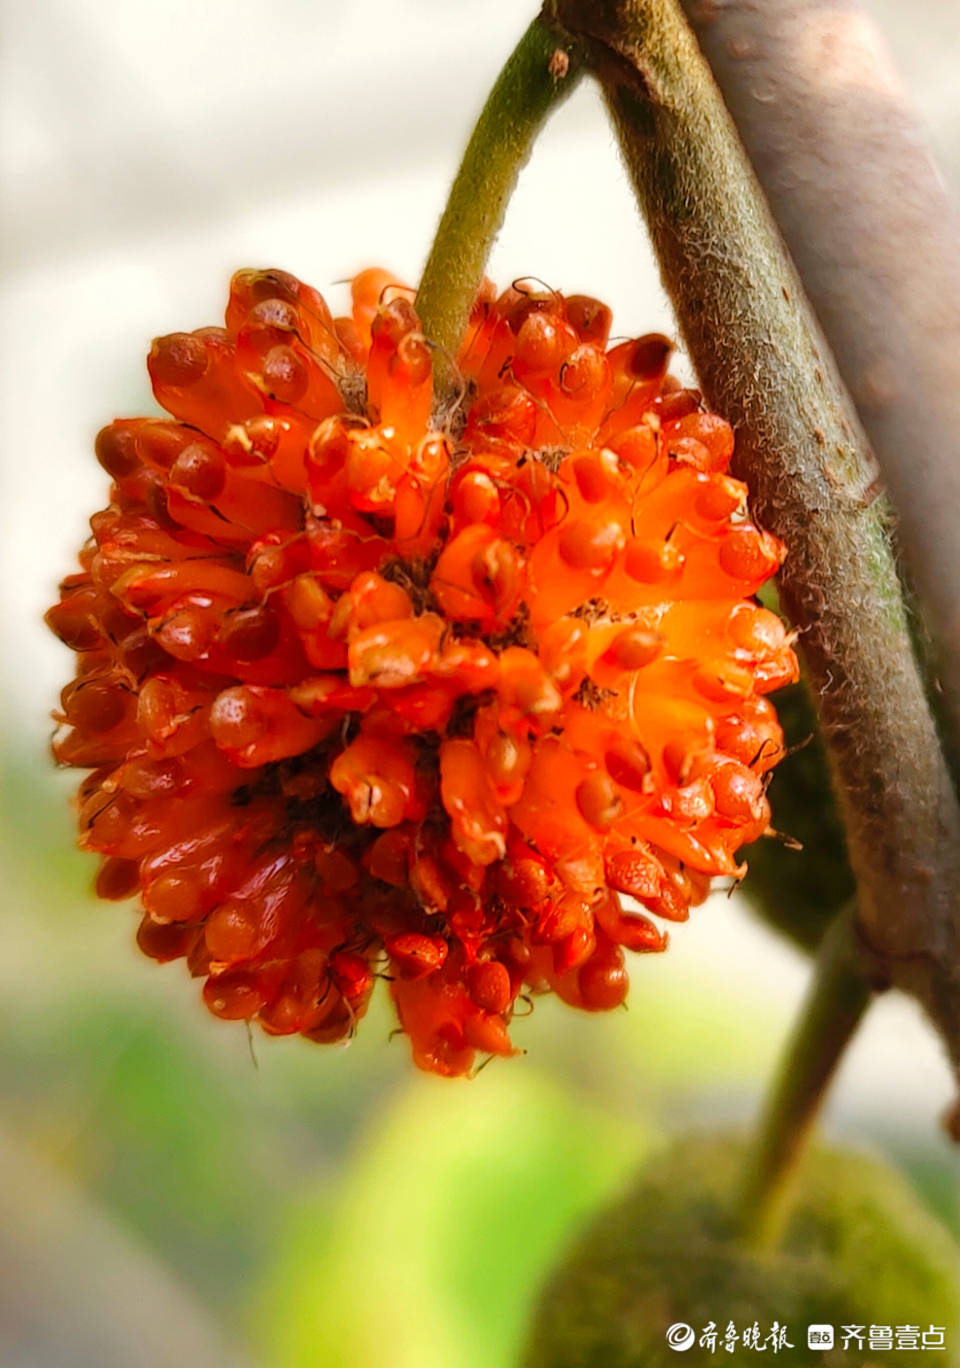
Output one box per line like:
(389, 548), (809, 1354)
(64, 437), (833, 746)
(257, 1069), (652, 1368)
(740, 679), (854, 953)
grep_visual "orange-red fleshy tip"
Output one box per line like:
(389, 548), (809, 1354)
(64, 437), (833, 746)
(46, 267), (797, 1076)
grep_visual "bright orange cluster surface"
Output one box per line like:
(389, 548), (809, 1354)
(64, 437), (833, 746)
(46, 267), (797, 1074)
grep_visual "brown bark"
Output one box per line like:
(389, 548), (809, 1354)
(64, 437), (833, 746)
(544, 0), (960, 1097)
(677, 0), (960, 772)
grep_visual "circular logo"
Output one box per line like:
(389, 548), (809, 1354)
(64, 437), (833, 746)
(666, 1323), (696, 1351)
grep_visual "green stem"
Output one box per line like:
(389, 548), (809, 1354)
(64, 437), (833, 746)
(739, 911), (874, 1249)
(415, 17), (581, 376)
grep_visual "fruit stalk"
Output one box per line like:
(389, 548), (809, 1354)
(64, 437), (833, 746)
(738, 908), (874, 1248)
(544, 0), (960, 1094)
(416, 17), (580, 378)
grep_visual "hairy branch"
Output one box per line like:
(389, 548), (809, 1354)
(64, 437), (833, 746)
(676, 0), (960, 775)
(544, 0), (960, 1092)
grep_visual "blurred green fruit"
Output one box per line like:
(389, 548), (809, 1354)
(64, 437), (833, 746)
(524, 1135), (960, 1367)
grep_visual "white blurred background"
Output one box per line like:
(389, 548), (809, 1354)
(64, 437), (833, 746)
(1, 4), (958, 1365)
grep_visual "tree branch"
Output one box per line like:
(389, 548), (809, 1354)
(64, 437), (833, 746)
(543, 0), (960, 1098)
(676, 0), (960, 778)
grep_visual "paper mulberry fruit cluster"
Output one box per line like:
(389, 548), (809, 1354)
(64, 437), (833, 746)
(46, 267), (797, 1075)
